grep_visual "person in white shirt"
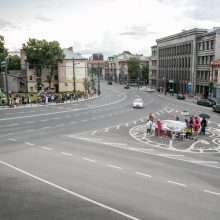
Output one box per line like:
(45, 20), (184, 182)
(146, 119), (153, 133)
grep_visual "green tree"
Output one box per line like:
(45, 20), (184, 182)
(23, 38), (64, 91)
(44, 41), (65, 89)
(0, 35), (8, 71)
(127, 57), (140, 80)
(8, 55), (21, 70)
(141, 64), (149, 83)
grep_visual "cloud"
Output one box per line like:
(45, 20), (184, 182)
(119, 25), (155, 38)
(0, 18), (18, 30)
(35, 4), (49, 9)
(158, 0), (220, 21)
(35, 15), (52, 22)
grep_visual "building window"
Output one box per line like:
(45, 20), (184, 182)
(198, 42), (202, 51)
(30, 87), (33, 92)
(211, 40), (214, 49)
(214, 70), (218, 82)
(202, 42), (205, 50)
(206, 41), (209, 50)
(29, 76), (32, 80)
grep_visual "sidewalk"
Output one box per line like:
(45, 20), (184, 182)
(0, 94), (101, 110)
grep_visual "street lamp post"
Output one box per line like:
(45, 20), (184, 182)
(97, 64), (101, 95)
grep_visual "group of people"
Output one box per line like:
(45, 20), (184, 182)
(145, 112), (208, 141)
(185, 115), (207, 141)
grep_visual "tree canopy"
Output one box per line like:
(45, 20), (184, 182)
(0, 35), (8, 70)
(8, 55), (21, 70)
(22, 38), (65, 91)
(127, 57), (140, 80)
(141, 64), (149, 82)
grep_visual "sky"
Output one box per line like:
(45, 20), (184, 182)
(0, 0), (220, 58)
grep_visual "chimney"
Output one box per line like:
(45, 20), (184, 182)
(68, 47), (73, 52)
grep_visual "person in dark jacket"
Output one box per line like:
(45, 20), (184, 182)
(200, 117), (207, 135)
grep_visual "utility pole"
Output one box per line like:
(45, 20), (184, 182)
(73, 58), (76, 94)
(97, 63), (101, 95)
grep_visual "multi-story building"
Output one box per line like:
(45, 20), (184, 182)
(149, 27), (220, 97)
(107, 51), (149, 82)
(211, 59), (220, 102)
(21, 47), (88, 93)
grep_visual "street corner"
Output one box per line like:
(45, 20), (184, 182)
(129, 124), (220, 154)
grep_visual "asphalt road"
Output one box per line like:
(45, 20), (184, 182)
(0, 82), (220, 220)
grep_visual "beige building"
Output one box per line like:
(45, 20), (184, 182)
(21, 47), (88, 93)
(107, 51), (149, 82)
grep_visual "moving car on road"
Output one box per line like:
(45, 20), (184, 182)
(176, 93), (185, 99)
(213, 104), (220, 113)
(133, 98), (144, 108)
(197, 98), (213, 107)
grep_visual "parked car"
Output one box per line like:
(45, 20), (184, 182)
(133, 98), (144, 108)
(124, 84), (129, 89)
(207, 98), (216, 105)
(107, 81), (112, 85)
(176, 93), (185, 99)
(197, 98), (213, 107)
(145, 87), (154, 92)
(212, 104), (220, 113)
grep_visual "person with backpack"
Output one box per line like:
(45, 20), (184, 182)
(200, 117), (207, 135)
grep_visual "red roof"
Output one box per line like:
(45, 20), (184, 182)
(88, 60), (104, 64)
(212, 59), (220, 66)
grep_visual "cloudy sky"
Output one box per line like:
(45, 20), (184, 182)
(0, 0), (220, 58)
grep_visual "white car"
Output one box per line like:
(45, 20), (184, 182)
(133, 99), (144, 108)
(145, 87), (154, 92)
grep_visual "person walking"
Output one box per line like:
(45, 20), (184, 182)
(148, 112), (154, 122)
(200, 117), (207, 135)
(185, 119), (191, 139)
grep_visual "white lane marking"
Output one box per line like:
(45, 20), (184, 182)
(65, 116), (71, 118)
(53, 117), (60, 120)
(0, 161), (140, 220)
(133, 121), (137, 124)
(41, 147), (53, 151)
(8, 124), (19, 127)
(24, 142), (34, 146)
(70, 121), (76, 124)
(156, 112), (160, 115)
(125, 123), (129, 127)
(82, 158), (96, 163)
(203, 190), (220, 196)
(91, 131), (97, 135)
(208, 120), (211, 124)
(91, 117), (97, 120)
(104, 128), (109, 132)
(25, 129), (35, 132)
(157, 154), (185, 157)
(41, 127), (50, 130)
(56, 124), (64, 127)
(82, 120), (88, 122)
(116, 125), (120, 129)
(26, 121), (34, 124)
(135, 172), (152, 178)
(61, 152), (72, 156)
(40, 119), (48, 122)
(167, 181), (186, 187)
(8, 138), (17, 142)
(107, 165), (122, 170)
(191, 161), (218, 164)
(140, 119), (144, 122)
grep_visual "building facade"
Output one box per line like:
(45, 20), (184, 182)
(149, 27), (220, 97)
(107, 51), (149, 82)
(21, 47), (88, 93)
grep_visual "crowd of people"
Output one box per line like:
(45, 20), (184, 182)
(1, 91), (97, 108)
(145, 112), (208, 141)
